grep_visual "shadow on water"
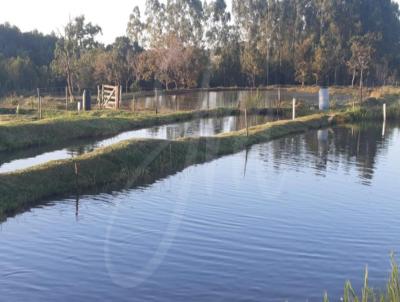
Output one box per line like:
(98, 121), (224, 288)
(1, 122), (397, 223)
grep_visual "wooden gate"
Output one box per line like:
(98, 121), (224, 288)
(97, 85), (121, 109)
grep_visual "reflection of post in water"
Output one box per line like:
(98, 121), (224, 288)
(382, 103), (387, 137)
(243, 147), (250, 177)
(382, 121), (386, 137)
(75, 194), (80, 219)
(317, 129), (329, 169)
(74, 160), (80, 196)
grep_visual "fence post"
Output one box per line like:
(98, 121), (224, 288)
(97, 85), (100, 108)
(119, 85), (122, 109)
(115, 86), (120, 110)
(37, 88), (41, 119)
(383, 103), (387, 122)
(101, 85), (104, 109)
(65, 86), (68, 111)
(155, 88), (159, 114)
(245, 108), (249, 137)
(39, 97), (43, 119)
(292, 98), (296, 120)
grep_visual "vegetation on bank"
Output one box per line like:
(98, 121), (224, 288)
(0, 107), (287, 152)
(0, 113), (332, 219)
(324, 256), (400, 302)
(1, 92), (398, 218)
(1, 0), (400, 97)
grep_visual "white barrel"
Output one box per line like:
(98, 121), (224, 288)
(319, 88), (329, 111)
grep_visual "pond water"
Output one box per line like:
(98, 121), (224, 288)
(0, 114), (274, 174)
(124, 88), (352, 111)
(0, 123), (399, 302)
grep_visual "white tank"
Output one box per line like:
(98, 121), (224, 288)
(319, 88), (330, 111)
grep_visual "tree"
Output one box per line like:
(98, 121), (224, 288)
(52, 16), (102, 101)
(241, 43), (264, 87)
(294, 37), (313, 86)
(348, 34), (377, 102)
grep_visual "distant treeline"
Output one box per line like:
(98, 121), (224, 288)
(1, 0), (400, 97)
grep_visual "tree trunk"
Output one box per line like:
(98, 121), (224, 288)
(67, 72), (74, 103)
(351, 69), (356, 88)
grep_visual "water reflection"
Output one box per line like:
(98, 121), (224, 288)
(126, 89), (352, 111)
(256, 123), (396, 185)
(0, 114), (275, 174)
(0, 123), (399, 302)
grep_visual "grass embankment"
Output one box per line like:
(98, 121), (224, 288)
(0, 107), (290, 152)
(0, 95), (398, 219)
(0, 113), (332, 218)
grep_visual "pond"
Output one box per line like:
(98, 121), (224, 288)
(124, 88), (353, 111)
(0, 122), (398, 302)
(0, 114), (275, 174)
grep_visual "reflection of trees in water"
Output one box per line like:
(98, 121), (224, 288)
(256, 124), (396, 185)
(129, 89), (352, 112)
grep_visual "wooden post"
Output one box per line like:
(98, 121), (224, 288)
(65, 86), (68, 111)
(155, 88), (159, 115)
(244, 108), (249, 137)
(115, 86), (119, 110)
(37, 88), (40, 115)
(292, 98), (296, 120)
(101, 85), (104, 109)
(278, 87), (281, 103)
(132, 93), (136, 112)
(383, 103), (387, 122)
(119, 85), (122, 109)
(39, 97), (42, 119)
(97, 85), (100, 108)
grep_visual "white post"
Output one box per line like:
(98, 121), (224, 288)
(383, 103), (387, 121)
(292, 98), (296, 120)
(382, 103), (387, 137)
(319, 87), (330, 111)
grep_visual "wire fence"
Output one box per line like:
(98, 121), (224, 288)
(0, 85), (357, 119)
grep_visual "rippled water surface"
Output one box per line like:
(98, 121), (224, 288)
(0, 123), (399, 302)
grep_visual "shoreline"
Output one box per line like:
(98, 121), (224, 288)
(0, 99), (398, 219)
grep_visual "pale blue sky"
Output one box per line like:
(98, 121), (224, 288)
(0, 0), (398, 44)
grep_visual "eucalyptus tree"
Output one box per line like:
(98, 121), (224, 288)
(348, 33), (377, 101)
(232, 0), (268, 86)
(204, 0), (241, 86)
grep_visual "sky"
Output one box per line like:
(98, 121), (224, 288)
(0, 0), (398, 44)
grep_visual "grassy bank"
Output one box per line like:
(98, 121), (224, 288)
(0, 112), (334, 219)
(0, 107), (291, 152)
(0, 95), (398, 219)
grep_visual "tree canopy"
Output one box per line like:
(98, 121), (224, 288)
(1, 0), (400, 96)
